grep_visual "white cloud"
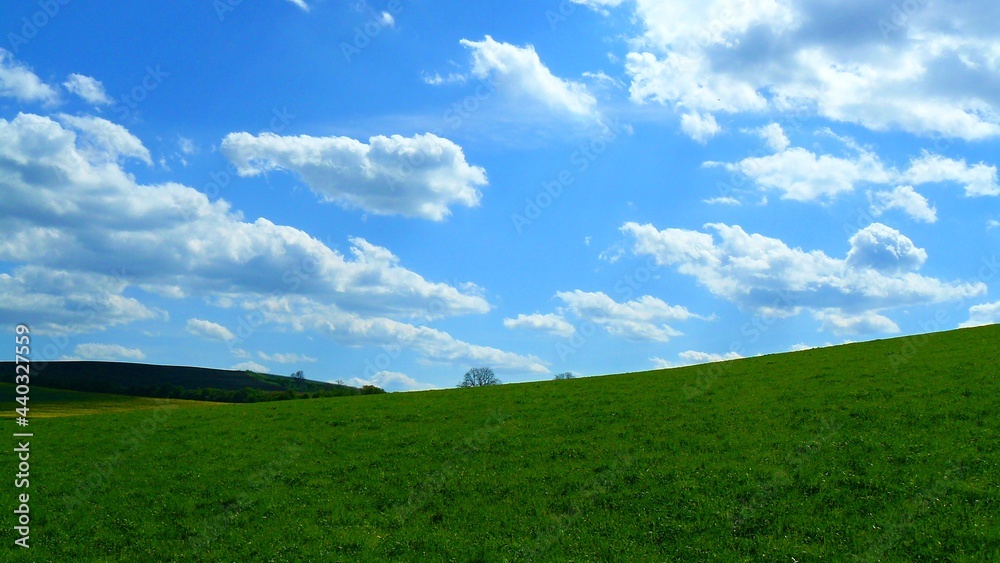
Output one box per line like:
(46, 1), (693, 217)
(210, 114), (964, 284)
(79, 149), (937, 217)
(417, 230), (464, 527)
(622, 221), (985, 334)
(703, 196), (741, 206)
(57, 113), (152, 164)
(988, 220), (1000, 230)
(680, 111), (721, 143)
(616, 0), (1000, 140)
(650, 350), (743, 369)
(0, 114), (490, 322)
(0, 112), (538, 373)
(754, 123), (790, 152)
(868, 186), (938, 223)
(708, 145), (891, 202)
(959, 301), (1000, 328)
(570, 0), (625, 14)
(221, 131), (486, 221)
(0, 49), (58, 104)
(422, 72), (467, 85)
(459, 35), (597, 117)
(286, 0), (309, 11)
(503, 313), (576, 338)
(901, 152), (1000, 197)
(186, 319), (235, 342)
(177, 136), (197, 156)
(257, 351), (318, 364)
(555, 290), (702, 342)
(378, 11), (395, 27)
(650, 356), (673, 369)
(845, 223), (927, 275)
(250, 295), (548, 373)
(598, 244), (625, 263)
(813, 309), (900, 336)
(678, 350), (743, 364)
(62, 74), (111, 105)
(0, 266), (161, 334)
(626, 51), (767, 114)
(232, 361), (270, 373)
(347, 371), (439, 392)
(582, 70), (625, 90)
(710, 140), (1000, 203)
(73, 343), (146, 361)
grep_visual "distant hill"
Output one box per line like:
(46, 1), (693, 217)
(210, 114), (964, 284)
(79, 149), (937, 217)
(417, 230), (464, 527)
(1, 360), (383, 402)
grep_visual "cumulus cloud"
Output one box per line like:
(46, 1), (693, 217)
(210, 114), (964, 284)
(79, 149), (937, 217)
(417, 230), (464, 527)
(555, 290), (703, 342)
(614, 0), (1000, 140)
(868, 186), (937, 223)
(901, 152), (1000, 197)
(186, 319), (235, 342)
(459, 35), (597, 117)
(250, 295), (548, 373)
(503, 313), (576, 338)
(680, 111), (721, 143)
(0, 113), (488, 321)
(62, 74), (111, 105)
(845, 223), (927, 274)
(0, 113), (544, 373)
(622, 221), (985, 334)
(706, 143), (891, 202)
(221, 131), (486, 221)
(347, 371), (439, 392)
(0, 49), (58, 104)
(73, 343), (146, 361)
(709, 139), (999, 203)
(959, 301), (1000, 328)
(626, 51), (767, 114)
(0, 266), (161, 334)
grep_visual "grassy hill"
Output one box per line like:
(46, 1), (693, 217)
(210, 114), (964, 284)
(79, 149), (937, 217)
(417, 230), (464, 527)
(0, 360), (379, 402)
(3, 325), (998, 560)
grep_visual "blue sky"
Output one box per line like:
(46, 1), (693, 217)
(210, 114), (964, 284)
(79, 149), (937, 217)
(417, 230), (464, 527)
(1, 0), (998, 391)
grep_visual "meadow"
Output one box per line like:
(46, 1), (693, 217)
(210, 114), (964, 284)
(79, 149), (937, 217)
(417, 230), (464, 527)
(2, 325), (998, 560)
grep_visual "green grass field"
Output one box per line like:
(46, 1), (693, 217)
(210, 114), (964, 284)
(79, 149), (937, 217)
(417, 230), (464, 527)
(3, 325), (998, 560)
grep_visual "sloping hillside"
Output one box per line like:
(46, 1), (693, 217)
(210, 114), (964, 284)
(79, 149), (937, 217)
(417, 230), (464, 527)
(3, 325), (998, 560)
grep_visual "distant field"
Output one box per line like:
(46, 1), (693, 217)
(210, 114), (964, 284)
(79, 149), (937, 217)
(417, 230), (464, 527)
(2, 325), (998, 560)
(0, 383), (223, 419)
